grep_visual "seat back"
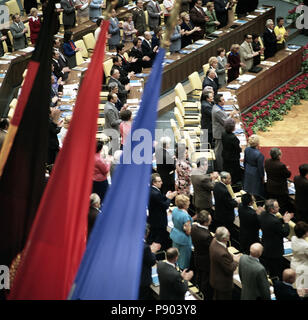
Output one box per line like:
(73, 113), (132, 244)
(24, 22), (30, 44)
(203, 63), (210, 76)
(170, 119), (181, 143)
(174, 83), (187, 102)
(75, 50), (85, 65)
(7, 30), (14, 51)
(174, 96), (185, 117)
(6, 0), (20, 16)
(144, 10), (149, 26)
(83, 33), (96, 50)
(188, 72), (202, 91)
(74, 39), (88, 58)
(8, 98), (18, 118)
(2, 40), (8, 53)
(174, 108), (184, 128)
(123, 52), (129, 61)
(103, 59), (113, 79)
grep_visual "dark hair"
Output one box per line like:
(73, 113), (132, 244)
(63, 31), (73, 43)
(270, 147), (281, 160)
(96, 140), (103, 153)
(294, 221), (308, 238)
(116, 43), (125, 53)
(217, 47), (225, 56)
(0, 118), (9, 130)
(151, 173), (161, 185)
(110, 68), (118, 76)
(299, 164), (308, 177)
(175, 142), (187, 159)
(244, 34), (252, 40)
(12, 14), (19, 21)
(166, 247), (178, 261)
(224, 118), (235, 133)
(252, 34), (259, 41)
(107, 93), (115, 101)
(154, 26), (162, 35)
(277, 16), (284, 24)
(52, 48), (58, 57)
(119, 109), (132, 121)
(197, 210), (210, 224)
(133, 37), (139, 46)
(241, 193), (253, 207)
(214, 94), (223, 105)
(96, 17), (103, 27)
(112, 56), (120, 64)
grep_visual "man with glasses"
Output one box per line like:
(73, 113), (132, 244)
(240, 34), (261, 72)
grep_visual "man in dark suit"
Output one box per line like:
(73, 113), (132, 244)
(191, 210), (214, 299)
(157, 248), (194, 300)
(139, 224), (161, 300)
(200, 90), (214, 146)
(294, 164), (308, 223)
(273, 268), (301, 300)
(202, 69), (218, 95)
(189, 0), (208, 41)
(213, 171), (239, 239)
(53, 39), (70, 80)
(238, 193), (261, 254)
(209, 226), (239, 300)
(155, 137), (176, 195)
(61, 0), (77, 31)
(214, 0), (232, 28)
(141, 31), (159, 68)
(148, 173), (176, 250)
(191, 157), (217, 213)
(108, 68), (130, 103)
(111, 56), (135, 86)
(129, 38), (151, 73)
(259, 199), (293, 280)
(239, 243), (271, 300)
(265, 147), (292, 214)
(263, 19), (278, 59)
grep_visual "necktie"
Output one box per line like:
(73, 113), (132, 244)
(69, 0), (73, 7)
(155, 1), (160, 11)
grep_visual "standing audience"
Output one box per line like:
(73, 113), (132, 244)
(294, 164), (308, 223)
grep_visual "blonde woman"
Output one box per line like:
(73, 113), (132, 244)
(29, 7), (41, 44)
(243, 134), (265, 199)
(123, 14), (138, 43)
(205, 2), (220, 35)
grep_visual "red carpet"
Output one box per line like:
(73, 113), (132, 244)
(260, 147), (308, 180)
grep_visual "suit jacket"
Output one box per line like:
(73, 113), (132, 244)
(140, 242), (156, 287)
(10, 22), (27, 50)
(294, 175), (308, 214)
(141, 39), (156, 68)
(263, 28), (277, 59)
(151, 34), (161, 50)
(227, 52), (241, 83)
(89, 0), (103, 22)
(212, 104), (228, 140)
(108, 77), (128, 103)
(258, 211), (290, 258)
(273, 280), (301, 300)
(148, 186), (171, 229)
(157, 261), (188, 300)
(216, 55), (227, 87)
(202, 76), (218, 95)
(265, 159), (291, 195)
(191, 223), (213, 272)
(205, 9), (218, 34)
(239, 255), (271, 300)
(132, 7), (146, 35)
(209, 239), (238, 292)
(111, 64), (129, 85)
(104, 101), (121, 132)
(201, 100), (213, 131)
(240, 40), (255, 72)
(52, 58), (65, 80)
(155, 147), (175, 193)
(147, 0), (161, 30)
(169, 25), (182, 53)
(191, 167), (214, 210)
(129, 46), (144, 73)
(213, 181), (238, 225)
(189, 6), (206, 41)
(61, 0), (76, 27)
(222, 132), (241, 163)
(108, 17), (121, 46)
(214, 0), (229, 28)
(238, 204), (260, 253)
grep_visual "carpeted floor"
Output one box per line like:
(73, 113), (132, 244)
(260, 146), (308, 179)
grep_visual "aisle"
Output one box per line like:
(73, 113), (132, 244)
(259, 100), (308, 179)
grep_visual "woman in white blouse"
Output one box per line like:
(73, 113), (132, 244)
(291, 221), (308, 296)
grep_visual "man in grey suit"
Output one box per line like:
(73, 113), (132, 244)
(61, 0), (77, 31)
(147, 0), (163, 31)
(108, 68), (130, 103)
(10, 14), (27, 51)
(104, 93), (122, 153)
(212, 94), (237, 171)
(240, 34), (260, 72)
(239, 243), (271, 300)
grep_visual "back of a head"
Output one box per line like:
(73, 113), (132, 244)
(270, 147), (281, 160)
(197, 210), (210, 225)
(108, 82), (118, 92)
(282, 268), (296, 284)
(166, 247), (178, 262)
(299, 164), (308, 177)
(0, 118), (9, 130)
(264, 199), (276, 213)
(96, 17), (103, 27)
(116, 43), (124, 53)
(63, 31), (72, 43)
(215, 226), (229, 242)
(294, 221), (308, 239)
(249, 243), (263, 258)
(96, 140), (103, 153)
(119, 109), (132, 121)
(90, 193), (100, 207)
(241, 193), (253, 207)
(224, 117), (235, 134)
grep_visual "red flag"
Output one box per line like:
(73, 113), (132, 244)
(8, 21), (110, 300)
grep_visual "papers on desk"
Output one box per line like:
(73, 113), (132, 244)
(60, 95), (73, 101)
(233, 20), (248, 24)
(237, 74), (256, 82)
(126, 98), (139, 104)
(0, 54), (16, 60)
(226, 84), (241, 90)
(286, 45), (301, 52)
(194, 39), (211, 45)
(255, 8), (266, 13)
(288, 182), (295, 195)
(163, 59), (174, 65)
(246, 15), (257, 19)
(61, 111), (73, 118)
(19, 47), (35, 53)
(220, 91), (232, 101)
(73, 66), (87, 72)
(59, 105), (73, 111)
(0, 74), (5, 78)
(129, 80), (142, 86)
(284, 239), (293, 256)
(223, 105), (234, 111)
(210, 30), (223, 36)
(261, 61), (277, 67)
(179, 49), (191, 54)
(123, 4), (136, 9)
(135, 73), (149, 78)
(0, 60), (8, 64)
(105, 52), (117, 56)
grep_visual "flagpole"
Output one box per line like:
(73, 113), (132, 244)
(161, 0), (182, 50)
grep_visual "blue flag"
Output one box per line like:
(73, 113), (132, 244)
(69, 49), (165, 300)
